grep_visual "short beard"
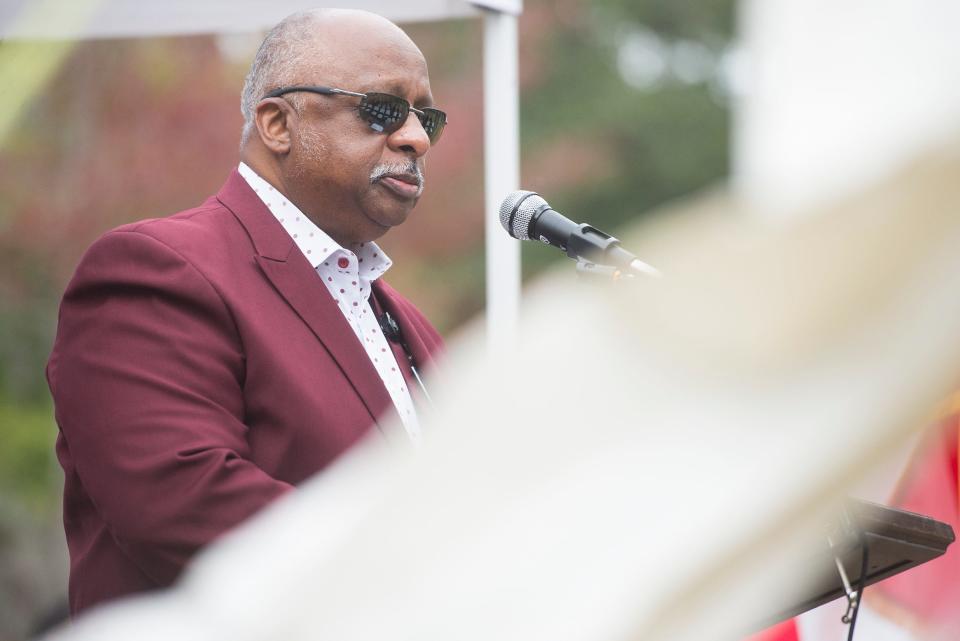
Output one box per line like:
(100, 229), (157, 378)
(289, 125), (329, 181)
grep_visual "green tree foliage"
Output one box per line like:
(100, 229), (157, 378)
(603, 0), (736, 41)
(0, 401), (58, 511)
(518, 0), (734, 273)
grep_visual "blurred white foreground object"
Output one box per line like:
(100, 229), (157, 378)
(735, 0), (960, 219)
(45, 140), (960, 641)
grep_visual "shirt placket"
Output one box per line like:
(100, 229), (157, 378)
(332, 251), (420, 440)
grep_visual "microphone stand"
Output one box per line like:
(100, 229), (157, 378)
(574, 259), (637, 283)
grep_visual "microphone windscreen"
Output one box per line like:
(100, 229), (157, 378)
(499, 190), (547, 241)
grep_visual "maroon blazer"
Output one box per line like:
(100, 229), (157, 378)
(47, 170), (444, 615)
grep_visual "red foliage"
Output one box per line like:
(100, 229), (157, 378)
(0, 36), (245, 299)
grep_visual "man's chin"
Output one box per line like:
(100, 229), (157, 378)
(372, 209), (411, 232)
(366, 198), (416, 230)
(352, 209), (404, 242)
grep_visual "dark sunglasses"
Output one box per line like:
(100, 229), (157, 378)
(263, 85), (447, 145)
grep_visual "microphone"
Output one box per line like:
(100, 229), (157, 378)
(498, 190), (660, 277)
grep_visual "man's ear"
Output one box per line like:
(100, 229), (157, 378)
(254, 98), (294, 154)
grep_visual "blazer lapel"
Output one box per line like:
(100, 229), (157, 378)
(216, 170), (397, 428)
(372, 280), (439, 373)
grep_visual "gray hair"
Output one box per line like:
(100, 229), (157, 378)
(240, 11), (324, 144)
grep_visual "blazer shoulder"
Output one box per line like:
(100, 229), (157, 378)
(126, 197), (238, 242)
(95, 197), (251, 267)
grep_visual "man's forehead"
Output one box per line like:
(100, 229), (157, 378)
(355, 60), (432, 95)
(297, 16), (425, 71)
(298, 36), (433, 100)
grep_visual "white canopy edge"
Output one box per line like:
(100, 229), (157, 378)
(0, 0), (481, 39)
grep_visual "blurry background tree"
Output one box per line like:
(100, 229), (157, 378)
(0, 0), (733, 638)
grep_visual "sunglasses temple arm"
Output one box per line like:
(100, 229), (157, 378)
(329, 88), (367, 98)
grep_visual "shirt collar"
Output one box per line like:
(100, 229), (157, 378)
(237, 162), (392, 279)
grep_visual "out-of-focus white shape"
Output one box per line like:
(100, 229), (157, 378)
(798, 601), (918, 641)
(469, 0), (521, 16)
(716, 42), (749, 99)
(617, 27), (668, 90)
(734, 0), (960, 218)
(45, 141), (960, 641)
(669, 39), (714, 85)
(617, 28), (719, 92)
(483, 7), (521, 358)
(0, 0), (478, 39)
(851, 607), (918, 641)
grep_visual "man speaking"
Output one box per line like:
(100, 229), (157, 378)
(46, 9), (444, 615)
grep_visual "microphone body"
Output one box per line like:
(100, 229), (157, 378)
(499, 191), (659, 276)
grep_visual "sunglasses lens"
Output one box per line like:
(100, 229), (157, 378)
(417, 108), (447, 144)
(358, 93), (408, 133)
(358, 93), (447, 144)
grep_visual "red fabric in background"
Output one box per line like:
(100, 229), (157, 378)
(746, 413), (959, 641)
(743, 619), (800, 641)
(874, 414), (960, 628)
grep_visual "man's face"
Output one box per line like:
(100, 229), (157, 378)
(282, 35), (435, 246)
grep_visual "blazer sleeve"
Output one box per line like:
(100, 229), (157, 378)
(47, 228), (293, 585)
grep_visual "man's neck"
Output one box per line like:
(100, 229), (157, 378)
(239, 150), (287, 196)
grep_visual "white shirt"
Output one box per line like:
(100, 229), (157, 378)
(238, 162), (420, 441)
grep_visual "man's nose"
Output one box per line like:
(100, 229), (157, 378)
(387, 112), (430, 157)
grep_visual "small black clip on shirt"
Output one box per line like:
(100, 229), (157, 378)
(379, 310), (402, 343)
(378, 310), (433, 408)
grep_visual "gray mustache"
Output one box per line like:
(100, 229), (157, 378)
(369, 162), (424, 186)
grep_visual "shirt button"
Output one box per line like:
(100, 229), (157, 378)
(337, 257), (349, 268)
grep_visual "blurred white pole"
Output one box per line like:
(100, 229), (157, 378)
(481, 7), (521, 355)
(734, 0), (960, 219)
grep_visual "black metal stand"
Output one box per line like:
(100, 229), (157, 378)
(755, 499), (954, 638)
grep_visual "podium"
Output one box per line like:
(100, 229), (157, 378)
(766, 498), (955, 625)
